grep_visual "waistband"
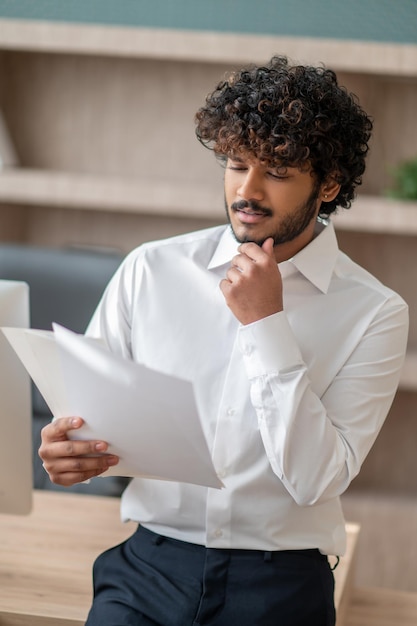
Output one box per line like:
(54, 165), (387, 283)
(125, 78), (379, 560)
(136, 525), (326, 563)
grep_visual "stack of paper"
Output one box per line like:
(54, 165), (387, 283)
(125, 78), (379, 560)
(2, 324), (223, 489)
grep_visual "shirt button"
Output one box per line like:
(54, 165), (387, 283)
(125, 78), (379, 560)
(214, 529), (223, 538)
(217, 469), (227, 479)
(226, 407), (236, 417)
(242, 344), (253, 356)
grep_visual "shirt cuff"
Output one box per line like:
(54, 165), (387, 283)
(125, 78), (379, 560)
(237, 312), (304, 378)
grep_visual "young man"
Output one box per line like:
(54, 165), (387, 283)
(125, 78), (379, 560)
(40, 56), (408, 625)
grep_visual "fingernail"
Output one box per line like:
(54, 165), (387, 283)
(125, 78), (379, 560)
(107, 456), (119, 466)
(95, 442), (107, 452)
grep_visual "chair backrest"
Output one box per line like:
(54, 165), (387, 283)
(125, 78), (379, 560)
(0, 243), (124, 417)
(0, 244), (123, 333)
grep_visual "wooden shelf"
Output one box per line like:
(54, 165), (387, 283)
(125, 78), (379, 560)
(0, 18), (416, 77)
(333, 196), (417, 236)
(2, 168), (417, 234)
(0, 168), (224, 218)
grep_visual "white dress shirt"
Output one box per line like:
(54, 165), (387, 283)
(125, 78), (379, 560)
(87, 220), (408, 556)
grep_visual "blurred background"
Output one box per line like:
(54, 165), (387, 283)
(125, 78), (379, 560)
(0, 0), (416, 594)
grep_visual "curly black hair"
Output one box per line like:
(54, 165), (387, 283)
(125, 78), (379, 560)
(195, 56), (373, 216)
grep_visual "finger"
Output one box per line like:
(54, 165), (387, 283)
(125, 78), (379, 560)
(43, 452), (118, 476)
(49, 470), (106, 487)
(231, 253), (254, 273)
(40, 437), (110, 462)
(261, 237), (275, 258)
(45, 460), (118, 487)
(238, 239), (277, 265)
(42, 451), (119, 485)
(219, 278), (235, 299)
(220, 277), (230, 291)
(41, 418), (110, 458)
(41, 416), (84, 442)
(47, 471), (97, 487)
(224, 266), (250, 288)
(237, 241), (270, 263)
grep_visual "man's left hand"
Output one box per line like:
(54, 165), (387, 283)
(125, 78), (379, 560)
(220, 238), (283, 325)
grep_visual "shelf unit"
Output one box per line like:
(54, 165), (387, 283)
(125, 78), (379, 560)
(0, 166), (416, 229)
(0, 18), (415, 378)
(0, 17), (416, 74)
(0, 21), (415, 349)
(332, 196), (417, 236)
(0, 17), (417, 589)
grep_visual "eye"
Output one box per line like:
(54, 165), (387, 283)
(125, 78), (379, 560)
(226, 159), (247, 172)
(267, 169), (289, 180)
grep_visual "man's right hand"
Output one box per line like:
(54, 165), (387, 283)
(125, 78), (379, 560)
(39, 417), (119, 487)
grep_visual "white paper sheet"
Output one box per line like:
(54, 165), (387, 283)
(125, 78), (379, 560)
(2, 325), (223, 489)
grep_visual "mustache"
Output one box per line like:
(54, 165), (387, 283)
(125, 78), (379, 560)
(230, 199), (273, 216)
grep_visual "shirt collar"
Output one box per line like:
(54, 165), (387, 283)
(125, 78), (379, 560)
(290, 219), (339, 293)
(207, 226), (240, 270)
(207, 219), (339, 294)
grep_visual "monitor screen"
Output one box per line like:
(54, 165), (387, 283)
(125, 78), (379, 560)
(0, 280), (32, 514)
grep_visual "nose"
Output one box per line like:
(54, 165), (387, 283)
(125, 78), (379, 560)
(236, 167), (265, 201)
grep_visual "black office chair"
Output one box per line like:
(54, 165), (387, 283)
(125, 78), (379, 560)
(0, 242), (128, 496)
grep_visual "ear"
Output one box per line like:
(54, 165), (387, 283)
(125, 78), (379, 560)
(320, 177), (341, 203)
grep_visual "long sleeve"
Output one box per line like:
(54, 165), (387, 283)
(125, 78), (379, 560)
(86, 248), (144, 358)
(237, 301), (409, 506)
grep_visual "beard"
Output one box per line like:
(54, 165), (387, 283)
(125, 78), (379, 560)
(226, 182), (321, 247)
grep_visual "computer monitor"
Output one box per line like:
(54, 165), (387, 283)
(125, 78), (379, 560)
(0, 280), (32, 514)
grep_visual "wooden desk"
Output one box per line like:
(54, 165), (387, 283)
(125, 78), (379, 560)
(0, 490), (359, 626)
(0, 490), (133, 626)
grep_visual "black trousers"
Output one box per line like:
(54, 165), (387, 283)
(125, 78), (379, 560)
(85, 525), (336, 626)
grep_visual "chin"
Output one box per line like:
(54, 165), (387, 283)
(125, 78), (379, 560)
(230, 226), (268, 246)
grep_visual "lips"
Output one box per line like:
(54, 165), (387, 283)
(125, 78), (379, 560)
(234, 206), (271, 224)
